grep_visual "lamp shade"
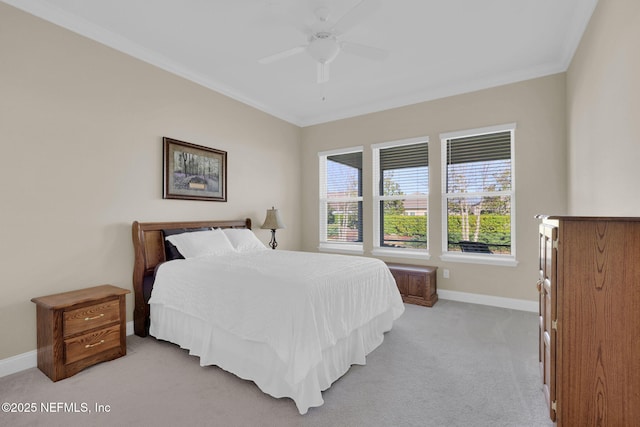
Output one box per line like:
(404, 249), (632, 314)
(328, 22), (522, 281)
(261, 207), (286, 230)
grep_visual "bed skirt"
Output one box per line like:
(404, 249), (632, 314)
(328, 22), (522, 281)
(149, 304), (395, 414)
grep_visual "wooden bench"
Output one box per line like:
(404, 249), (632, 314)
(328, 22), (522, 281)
(386, 263), (438, 307)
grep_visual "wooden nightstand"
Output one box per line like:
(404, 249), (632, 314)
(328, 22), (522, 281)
(31, 285), (130, 381)
(386, 263), (438, 307)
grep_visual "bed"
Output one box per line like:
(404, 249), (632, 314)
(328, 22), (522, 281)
(131, 219), (404, 414)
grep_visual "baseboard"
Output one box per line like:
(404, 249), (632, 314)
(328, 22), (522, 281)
(438, 289), (538, 312)
(0, 321), (135, 379)
(0, 350), (38, 378)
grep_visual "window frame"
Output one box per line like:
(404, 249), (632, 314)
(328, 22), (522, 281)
(372, 137), (430, 260)
(440, 123), (518, 267)
(318, 146), (364, 254)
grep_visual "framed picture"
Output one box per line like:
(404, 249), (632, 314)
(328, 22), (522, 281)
(163, 137), (227, 202)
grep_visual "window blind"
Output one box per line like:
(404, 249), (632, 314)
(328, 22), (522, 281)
(323, 151), (363, 243)
(326, 153), (362, 198)
(379, 143), (428, 195)
(446, 131), (511, 193)
(442, 127), (514, 256)
(377, 142), (428, 249)
(446, 131), (511, 164)
(380, 143), (428, 170)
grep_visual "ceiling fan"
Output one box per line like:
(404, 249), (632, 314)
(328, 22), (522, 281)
(258, 0), (388, 83)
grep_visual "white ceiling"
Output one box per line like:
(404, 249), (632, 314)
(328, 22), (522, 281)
(4, 0), (598, 127)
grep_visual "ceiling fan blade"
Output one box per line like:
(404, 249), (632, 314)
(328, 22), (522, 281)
(258, 45), (307, 64)
(317, 62), (330, 83)
(332, 0), (381, 35)
(341, 41), (388, 61)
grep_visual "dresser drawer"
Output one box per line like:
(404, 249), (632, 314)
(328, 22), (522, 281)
(64, 324), (121, 364)
(63, 299), (120, 337)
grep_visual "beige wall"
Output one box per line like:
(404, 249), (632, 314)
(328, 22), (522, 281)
(0, 4), (301, 359)
(301, 74), (568, 302)
(567, 0), (640, 214)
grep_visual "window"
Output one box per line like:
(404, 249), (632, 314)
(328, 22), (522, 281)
(373, 138), (429, 258)
(319, 147), (363, 253)
(441, 124), (517, 266)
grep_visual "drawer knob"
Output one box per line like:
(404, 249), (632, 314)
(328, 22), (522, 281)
(84, 313), (105, 321)
(85, 339), (105, 349)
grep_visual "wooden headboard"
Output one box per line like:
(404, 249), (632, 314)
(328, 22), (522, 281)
(131, 218), (252, 336)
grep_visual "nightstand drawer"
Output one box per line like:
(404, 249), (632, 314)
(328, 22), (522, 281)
(63, 299), (120, 337)
(65, 324), (121, 364)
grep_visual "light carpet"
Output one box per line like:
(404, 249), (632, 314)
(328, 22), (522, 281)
(0, 300), (554, 427)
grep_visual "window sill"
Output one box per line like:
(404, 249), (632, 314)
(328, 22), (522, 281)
(371, 248), (431, 260)
(440, 253), (519, 267)
(318, 243), (364, 255)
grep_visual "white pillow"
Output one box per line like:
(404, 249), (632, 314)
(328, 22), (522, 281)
(222, 228), (267, 253)
(165, 229), (235, 258)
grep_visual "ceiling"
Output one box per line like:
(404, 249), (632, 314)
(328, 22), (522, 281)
(4, 0), (598, 127)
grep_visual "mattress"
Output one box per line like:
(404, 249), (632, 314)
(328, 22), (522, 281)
(148, 250), (404, 413)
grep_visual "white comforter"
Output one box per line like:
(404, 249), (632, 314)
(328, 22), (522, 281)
(148, 250), (404, 411)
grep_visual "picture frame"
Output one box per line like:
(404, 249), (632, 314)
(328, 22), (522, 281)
(163, 137), (227, 202)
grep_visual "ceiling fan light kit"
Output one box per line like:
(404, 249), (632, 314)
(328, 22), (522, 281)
(307, 32), (340, 64)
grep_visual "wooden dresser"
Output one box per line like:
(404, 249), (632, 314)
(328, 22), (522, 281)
(31, 285), (130, 381)
(386, 263), (437, 307)
(537, 216), (640, 425)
